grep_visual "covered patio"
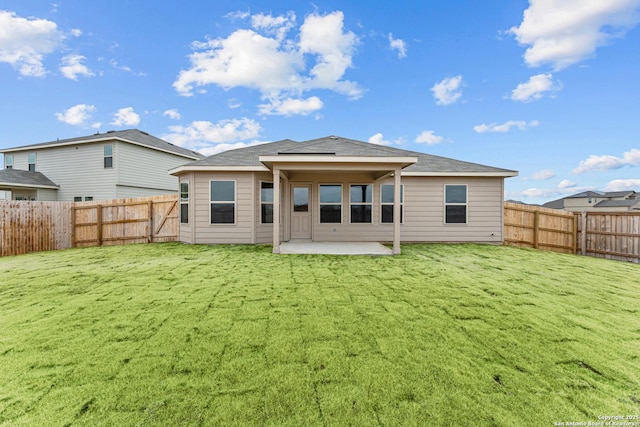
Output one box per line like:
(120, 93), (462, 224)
(279, 241), (393, 255)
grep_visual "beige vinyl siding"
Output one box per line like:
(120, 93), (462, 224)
(191, 172), (254, 244)
(116, 142), (185, 193)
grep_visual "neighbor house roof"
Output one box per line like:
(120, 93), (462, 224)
(0, 169), (59, 190)
(594, 199), (640, 208)
(0, 129), (204, 160)
(564, 190), (635, 199)
(170, 136), (518, 177)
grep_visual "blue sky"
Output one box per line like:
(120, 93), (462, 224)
(1, 0), (639, 204)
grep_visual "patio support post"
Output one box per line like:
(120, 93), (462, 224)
(272, 168), (281, 254)
(393, 168), (401, 254)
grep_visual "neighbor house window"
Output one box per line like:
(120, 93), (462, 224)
(74, 196), (82, 202)
(180, 181), (189, 224)
(210, 180), (235, 224)
(84, 196), (93, 201)
(319, 184), (342, 223)
(28, 153), (36, 171)
(260, 182), (273, 224)
(381, 184), (404, 223)
(350, 184), (372, 223)
(445, 185), (467, 224)
(104, 145), (113, 168)
(5, 154), (13, 169)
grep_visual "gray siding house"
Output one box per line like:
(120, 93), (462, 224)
(169, 136), (518, 254)
(543, 191), (639, 212)
(0, 129), (203, 201)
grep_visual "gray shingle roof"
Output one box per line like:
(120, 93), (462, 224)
(565, 190), (636, 199)
(180, 136), (516, 175)
(0, 169), (59, 189)
(594, 199), (640, 208)
(1, 129), (204, 160)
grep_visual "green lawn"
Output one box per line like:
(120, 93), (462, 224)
(0, 243), (638, 426)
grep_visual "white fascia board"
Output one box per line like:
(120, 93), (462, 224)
(401, 171), (519, 177)
(0, 182), (59, 190)
(169, 165), (268, 175)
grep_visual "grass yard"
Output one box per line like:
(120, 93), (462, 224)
(0, 243), (638, 426)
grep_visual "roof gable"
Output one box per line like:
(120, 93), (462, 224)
(1, 129), (204, 160)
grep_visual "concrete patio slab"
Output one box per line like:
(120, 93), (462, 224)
(279, 241), (393, 255)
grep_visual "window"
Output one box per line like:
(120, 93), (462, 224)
(74, 196), (82, 202)
(260, 182), (273, 224)
(350, 184), (372, 223)
(84, 196), (93, 202)
(319, 184), (342, 223)
(180, 181), (189, 224)
(28, 153), (36, 172)
(210, 180), (235, 224)
(445, 185), (467, 224)
(104, 145), (113, 168)
(381, 184), (404, 223)
(5, 154), (13, 169)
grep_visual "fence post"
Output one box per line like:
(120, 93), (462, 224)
(96, 205), (103, 246)
(533, 210), (540, 249)
(71, 205), (76, 247)
(148, 200), (153, 243)
(580, 211), (587, 256)
(573, 213), (578, 254)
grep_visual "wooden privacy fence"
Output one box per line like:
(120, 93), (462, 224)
(504, 202), (640, 263)
(0, 201), (73, 256)
(0, 195), (178, 257)
(72, 195), (178, 247)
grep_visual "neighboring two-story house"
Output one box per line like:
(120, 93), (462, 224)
(0, 129), (203, 201)
(543, 190), (639, 212)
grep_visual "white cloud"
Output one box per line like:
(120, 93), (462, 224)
(163, 109), (181, 120)
(173, 11), (362, 115)
(59, 54), (93, 80)
(532, 169), (555, 180)
(558, 179), (576, 189)
(70, 28), (82, 37)
(55, 104), (96, 126)
(109, 60), (146, 76)
(509, 0), (640, 70)
(163, 118), (262, 154)
(473, 120), (540, 133)
(511, 73), (560, 102)
(111, 107), (140, 127)
(572, 148), (640, 174)
(0, 10), (65, 77)
(415, 130), (444, 145)
(431, 75), (463, 105)
(258, 96), (323, 116)
(604, 179), (640, 191)
(368, 133), (393, 146)
(388, 33), (407, 58)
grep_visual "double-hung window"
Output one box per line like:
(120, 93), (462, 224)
(28, 153), (36, 171)
(445, 185), (467, 224)
(350, 184), (372, 223)
(381, 184), (403, 223)
(260, 182), (273, 224)
(210, 180), (235, 224)
(5, 154), (13, 169)
(319, 184), (342, 223)
(180, 181), (189, 224)
(104, 145), (113, 168)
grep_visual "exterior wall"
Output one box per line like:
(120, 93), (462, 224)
(183, 171), (506, 245)
(116, 142), (185, 193)
(190, 171), (255, 244)
(178, 174), (194, 244)
(7, 143), (117, 201)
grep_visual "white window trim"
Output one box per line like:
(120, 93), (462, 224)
(319, 183), (343, 224)
(209, 179), (237, 225)
(349, 183), (373, 224)
(444, 184), (468, 225)
(180, 180), (189, 224)
(380, 184), (404, 224)
(260, 181), (274, 225)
